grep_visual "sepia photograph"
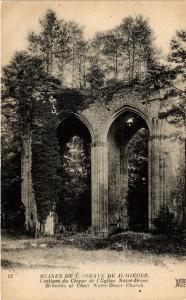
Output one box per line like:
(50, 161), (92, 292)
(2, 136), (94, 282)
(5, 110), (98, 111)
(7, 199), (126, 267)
(1, 1), (186, 300)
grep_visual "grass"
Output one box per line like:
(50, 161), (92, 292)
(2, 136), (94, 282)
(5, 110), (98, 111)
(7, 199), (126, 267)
(1, 230), (185, 271)
(2, 230), (185, 253)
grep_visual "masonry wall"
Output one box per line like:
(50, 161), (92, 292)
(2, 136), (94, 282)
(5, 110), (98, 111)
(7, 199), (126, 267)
(22, 88), (186, 236)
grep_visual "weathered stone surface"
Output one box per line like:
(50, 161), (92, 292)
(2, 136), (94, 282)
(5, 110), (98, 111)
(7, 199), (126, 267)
(21, 134), (38, 233)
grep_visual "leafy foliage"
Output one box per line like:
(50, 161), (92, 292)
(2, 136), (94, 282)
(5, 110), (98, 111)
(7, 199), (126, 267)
(31, 95), (62, 223)
(158, 30), (186, 131)
(89, 15), (157, 83)
(86, 64), (105, 96)
(28, 10), (89, 88)
(28, 11), (157, 92)
(2, 51), (62, 224)
(57, 136), (91, 231)
(168, 30), (186, 75)
(28, 9), (63, 75)
(1, 52), (44, 229)
(1, 98), (23, 230)
(153, 204), (181, 235)
(2, 52), (46, 133)
(127, 128), (149, 230)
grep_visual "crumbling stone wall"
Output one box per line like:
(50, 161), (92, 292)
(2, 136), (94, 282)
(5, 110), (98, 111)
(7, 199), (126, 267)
(22, 88), (185, 236)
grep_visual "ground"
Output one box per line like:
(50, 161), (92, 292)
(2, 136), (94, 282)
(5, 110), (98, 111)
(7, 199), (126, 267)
(1, 231), (186, 300)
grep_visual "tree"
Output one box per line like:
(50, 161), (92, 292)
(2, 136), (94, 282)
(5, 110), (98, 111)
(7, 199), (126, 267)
(2, 52), (42, 229)
(76, 40), (89, 89)
(66, 22), (88, 88)
(2, 51), (62, 227)
(28, 11), (88, 89)
(89, 15), (157, 84)
(99, 29), (122, 79)
(1, 90), (22, 229)
(168, 30), (186, 76)
(157, 30), (186, 132)
(28, 9), (61, 75)
(89, 32), (106, 68)
(2, 51), (49, 135)
(54, 20), (71, 82)
(127, 128), (149, 230)
(118, 15), (156, 82)
(153, 204), (176, 234)
(57, 136), (91, 230)
(86, 64), (105, 96)
(27, 11), (158, 91)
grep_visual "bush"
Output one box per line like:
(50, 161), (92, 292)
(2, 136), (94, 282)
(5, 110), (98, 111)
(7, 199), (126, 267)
(153, 204), (179, 235)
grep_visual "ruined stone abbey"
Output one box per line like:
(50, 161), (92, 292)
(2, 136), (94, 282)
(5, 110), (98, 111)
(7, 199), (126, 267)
(21, 87), (185, 237)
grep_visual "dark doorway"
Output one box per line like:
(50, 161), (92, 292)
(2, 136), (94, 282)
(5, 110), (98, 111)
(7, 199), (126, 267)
(57, 116), (91, 232)
(127, 127), (148, 231)
(108, 111), (149, 232)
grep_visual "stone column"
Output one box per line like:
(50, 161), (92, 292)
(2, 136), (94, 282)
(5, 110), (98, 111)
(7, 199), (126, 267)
(21, 134), (38, 234)
(44, 211), (55, 236)
(148, 136), (153, 229)
(150, 118), (162, 225)
(120, 143), (129, 229)
(91, 142), (108, 237)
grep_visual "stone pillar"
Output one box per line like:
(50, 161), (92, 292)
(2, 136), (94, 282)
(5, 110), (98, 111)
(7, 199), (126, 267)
(91, 142), (108, 237)
(183, 141), (186, 232)
(43, 211), (55, 236)
(148, 136), (153, 229)
(120, 143), (129, 229)
(150, 118), (162, 226)
(21, 134), (38, 234)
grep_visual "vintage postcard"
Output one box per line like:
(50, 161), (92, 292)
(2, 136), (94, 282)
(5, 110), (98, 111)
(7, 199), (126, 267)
(1, 1), (186, 300)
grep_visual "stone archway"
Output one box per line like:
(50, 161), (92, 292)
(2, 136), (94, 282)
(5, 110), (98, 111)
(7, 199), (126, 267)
(56, 113), (94, 232)
(21, 91), (185, 236)
(106, 109), (150, 233)
(90, 104), (154, 237)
